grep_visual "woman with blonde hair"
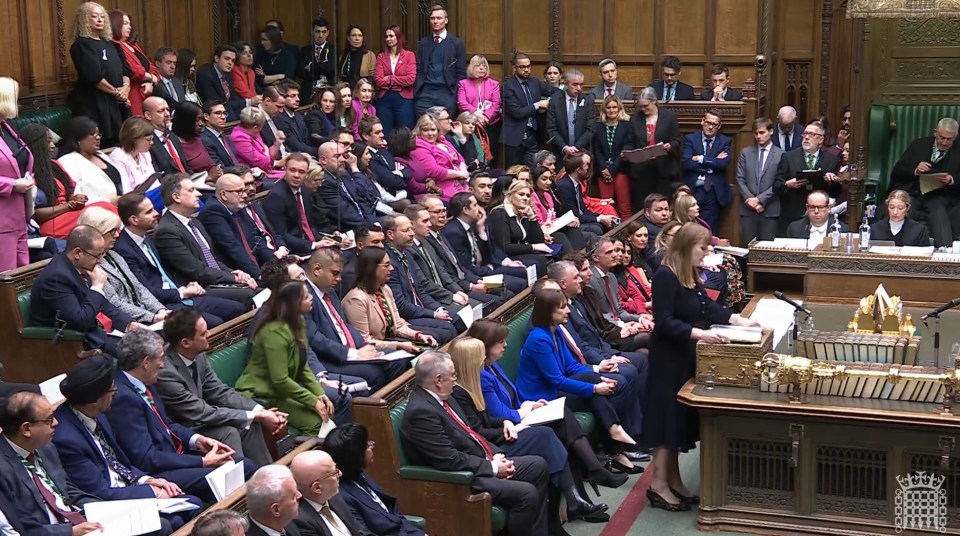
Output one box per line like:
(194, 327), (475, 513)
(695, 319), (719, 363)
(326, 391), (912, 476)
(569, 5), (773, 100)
(650, 220), (681, 269)
(592, 95), (632, 218)
(448, 337), (608, 523)
(68, 1), (130, 147)
(0, 77), (33, 270)
(870, 189), (930, 246)
(457, 54), (501, 162)
(505, 164), (531, 184)
(401, 114), (469, 201)
(488, 179), (552, 277)
(230, 107), (286, 180)
(350, 78), (377, 138)
(645, 223), (759, 511)
(672, 194), (745, 305)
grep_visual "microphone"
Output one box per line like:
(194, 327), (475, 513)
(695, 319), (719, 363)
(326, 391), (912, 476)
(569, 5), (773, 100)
(51, 311), (66, 345)
(922, 298), (960, 321)
(250, 229), (266, 252)
(773, 291), (811, 316)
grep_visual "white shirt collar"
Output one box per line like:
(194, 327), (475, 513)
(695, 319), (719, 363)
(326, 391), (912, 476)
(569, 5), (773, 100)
(810, 222), (828, 234)
(122, 371), (148, 393)
(4, 437), (30, 459)
(124, 228), (147, 246)
(504, 204), (517, 218)
(434, 29), (448, 40)
(890, 219), (905, 235)
(177, 352), (195, 368)
(72, 408), (99, 435)
(457, 218), (472, 231)
(306, 278), (324, 300)
(249, 519), (284, 536)
(303, 497), (325, 512)
(170, 210), (192, 227)
(154, 128), (168, 141)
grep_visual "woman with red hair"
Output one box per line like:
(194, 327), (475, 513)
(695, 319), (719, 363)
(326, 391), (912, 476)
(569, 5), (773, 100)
(110, 10), (159, 116)
(374, 25), (416, 136)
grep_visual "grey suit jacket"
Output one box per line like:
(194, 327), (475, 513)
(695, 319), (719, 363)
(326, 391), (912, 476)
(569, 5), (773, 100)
(589, 82), (634, 101)
(100, 251), (165, 322)
(411, 238), (460, 294)
(735, 144), (784, 218)
(587, 265), (639, 323)
(154, 347), (258, 430)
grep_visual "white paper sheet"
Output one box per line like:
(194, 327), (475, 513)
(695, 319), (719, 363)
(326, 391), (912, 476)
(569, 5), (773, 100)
(702, 252), (724, 267)
(204, 460), (245, 502)
(544, 211), (576, 235)
(156, 498), (201, 514)
(749, 298), (802, 349)
(83, 499), (162, 536)
(191, 172), (214, 191)
(771, 238), (809, 249)
(318, 418), (337, 439)
(365, 350), (414, 362)
(27, 237), (47, 249)
(715, 245), (749, 257)
(709, 325), (762, 344)
(482, 274), (503, 288)
(526, 265), (537, 287)
(252, 289), (272, 309)
(520, 397), (566, 427)
(457, 305), (475, 328)
(39, 374), (66, 406)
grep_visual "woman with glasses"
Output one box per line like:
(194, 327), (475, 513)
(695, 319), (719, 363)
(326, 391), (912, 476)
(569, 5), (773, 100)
(110, 117), (158, 193)
(870, 189), (929, 247)
(626, 86), (683, 215)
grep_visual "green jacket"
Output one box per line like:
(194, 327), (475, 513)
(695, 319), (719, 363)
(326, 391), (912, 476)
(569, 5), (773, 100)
(235, 321), (324, 409)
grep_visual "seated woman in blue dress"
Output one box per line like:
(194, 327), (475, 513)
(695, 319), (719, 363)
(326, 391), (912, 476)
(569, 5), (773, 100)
(467, 319), (629, 492)
(448, 337), (608, 523)
(870, 189), (930, 247)
(323, 423), (425, 536)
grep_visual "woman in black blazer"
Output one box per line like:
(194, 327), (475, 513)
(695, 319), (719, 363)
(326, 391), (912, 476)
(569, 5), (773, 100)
(625, 86), (683, 215)
(487, 179), (551, 277)
(870, 189), (931, 247)
(592, 95), (633, 218)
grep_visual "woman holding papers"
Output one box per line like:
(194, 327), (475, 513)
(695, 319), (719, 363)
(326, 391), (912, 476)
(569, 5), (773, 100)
(235, 281), (334, 436)
(342, 246), (439, 351)
(468, 320), (629, 491)
(625, 86), (683, 217)
(448, 337), (610, 523)
(646, 223), (759, 512)
(870, 189), (930, 247)
(531, 166), (581, 251)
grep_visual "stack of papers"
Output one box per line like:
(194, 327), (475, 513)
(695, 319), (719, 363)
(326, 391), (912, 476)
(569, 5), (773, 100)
(716, 245), (749, 257)
(749, 298), (799, 348)
(519, 397), (565, 426)
(205, 460), (245, 501)
(456, 303), (484, 329)
(544, 211), (576, 235)
(252, 289), (272, 308)
(482, 274), (504, 288)
(709, 325), (763, 344)
(702, 252), (724, 267)
(526, 265), (537, 287)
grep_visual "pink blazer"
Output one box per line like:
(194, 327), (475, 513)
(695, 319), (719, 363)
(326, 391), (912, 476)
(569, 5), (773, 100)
(407, 137), (467, 201)
(230, 126), (284, 179)
(532, 190), (557, 225)
(457, 78), (502, 125)
(374, 50), (417, 99)
(351, 100), (377, 138)
(0, 121), (33, 269)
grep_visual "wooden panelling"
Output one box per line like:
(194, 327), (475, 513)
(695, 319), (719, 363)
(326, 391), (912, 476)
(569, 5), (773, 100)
(559, 0), (604, 58)
(459, 0), (502, 55)
(512, 0), (551, 58)
(865, 17), (960, 103)
(781, 0), (820, 56)
(714, 0), (759, 55)
(663, 0), (706, 55)
(611, 0), (656, 57)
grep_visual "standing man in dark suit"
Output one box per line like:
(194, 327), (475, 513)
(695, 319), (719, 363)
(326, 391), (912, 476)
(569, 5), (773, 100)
(773, 122), (842, 234)
(681, 109), (733, 232)
(299, 18), (337, 95)
(0, 391), (105, 536)
(400, 351), (550, 536)
(649, 56), (695, 102)
(196, 45), (261, 122)
(545, 69), (595, 161)
(501, 52), (551, 168)
(245, 465), (303, 536)
(274, 80), (319, 155)
(144, 97), (191, 175)
(290, 450), (373, 536)
(701, 64), (743, 102)
(156, 308), (284, 466)
(201, 100), (239, 168)
(153, 47), (185, 110)
(772, 106), (804, 152)
(263, 153), (327, 255)
(887, 118), (960, 247)
(30, 225), (142, 356)
(414, 4), (466, 117)
(737, 117), (785, 243)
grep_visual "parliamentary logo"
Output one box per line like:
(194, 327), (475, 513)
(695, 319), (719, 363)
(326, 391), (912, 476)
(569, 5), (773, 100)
(895, 471), (947, 533)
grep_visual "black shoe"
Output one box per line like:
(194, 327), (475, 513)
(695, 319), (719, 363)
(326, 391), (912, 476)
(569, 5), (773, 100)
(585, 468), (629, 489)
(607, 457), (644, 475)
(646, 488), (690, 512)
(670, 487), (700, 506)
(622, 450), (652, 462)
(567, 499), (608, 522)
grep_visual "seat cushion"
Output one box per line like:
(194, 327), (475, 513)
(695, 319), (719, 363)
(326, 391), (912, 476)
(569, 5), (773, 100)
(17, 291), (83, 341)
(574, 411), (595, 436)
(208, 343), (248, 387)
(10, 107), (72, 136)
(498, 307), (532, 381)
(491, 506), (507, 534)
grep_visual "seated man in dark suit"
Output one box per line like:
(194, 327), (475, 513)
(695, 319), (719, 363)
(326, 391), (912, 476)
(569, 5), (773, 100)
(201, 100), (239, 168)
(154, 174), (259, 296)
(106, 329), (257, 503)
(144, 96), (192, 175)
(0, 391), (105, 536)
(31, 225), (142, 356)
(303, 247), (403, 392)
(785, 190), (849, 246)
(401, 351), (550, 536)
(290, 450), (374, 536)
(274, 80), (319, 155)
(315, 141), (376, 231)
(360, 116), (410, 199)
(649, 56), (695, 101)
(554, 152), (614, 237)
(245, 465), (303, 536)
(195, 45), (259, 121)
(400, 206), (474, 313)
(338, 222), (383, 297)
(53, 357), (201, 533)
(156, 308), (285, 466)
(773, 122), (842, 234)
(262, 153), (327, 256)
(701, 63), (743, 102)
(114, 192), (248, 326)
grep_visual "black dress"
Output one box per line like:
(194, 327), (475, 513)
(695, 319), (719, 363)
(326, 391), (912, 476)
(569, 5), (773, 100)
(646, 266), (732, 452)
(869, 217), (930, 247)
(68, 37), (130, 147)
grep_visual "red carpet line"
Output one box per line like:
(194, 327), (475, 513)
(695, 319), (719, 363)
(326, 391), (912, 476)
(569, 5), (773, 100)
(597, 466), (655, 536)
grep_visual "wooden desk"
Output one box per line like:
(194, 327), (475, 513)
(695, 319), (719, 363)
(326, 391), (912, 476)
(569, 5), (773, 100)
(746, 247), (808, 294)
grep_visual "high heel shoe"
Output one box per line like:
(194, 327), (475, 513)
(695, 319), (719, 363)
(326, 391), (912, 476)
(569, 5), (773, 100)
(670, 487), (700, 506)
(646, 488), (690, 512)
(585, 468), (629, 489)
(567, 498), (609, 522)
(606, 456), (644, 475)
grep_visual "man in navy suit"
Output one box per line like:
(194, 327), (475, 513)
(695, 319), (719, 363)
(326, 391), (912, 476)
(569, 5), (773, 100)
(414, 5), (466, 116)
(274, 80), (318, 155)
(0, 391), (105, 536)
(53, 357), (201, 533)
(263, 153), (326, 255)
(360, 116), (410, 195)
(701, 64), (743, 102)
(290, 450), (375, 536)
(144, 97), (192, 175)
(772, 106), (804, 152)
(201, 100), (239, 168)
(115, 193), (248, 326)
(255, 86), (285, 151)
(152, 47), (185, 109)
(682, 109), (733, 231)
(31, 225), (140, 355)
(196, 45), (260, 121)
(315, 141), (374, 231)
(545, 70), (595, 161)
(501, 52), (551, 168)
(105, 330), (257, 503)
(649, 56), (695, 102)
(554, 152), (614, 238)
(304, 247), (405, 392)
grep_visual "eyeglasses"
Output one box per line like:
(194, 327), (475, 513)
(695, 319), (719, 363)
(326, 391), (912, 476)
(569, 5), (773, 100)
(704, 120), (721, 128)
(802, 131), (823, 138)
(515, 64), (532, 70)
(30, 416), (55, 426)
(80, 248), (105, 260)
(222, 188), (246, 194)
(315, 468), (342, 482)
(377, 262), (392, 267)
(806, 204), (829, 211)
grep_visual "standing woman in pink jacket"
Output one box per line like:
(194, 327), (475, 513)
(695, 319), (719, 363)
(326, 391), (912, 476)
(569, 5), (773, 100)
(0, 77), (35, 270)
(457, 55), (502, 163)
(374, 25), (416, 136)
(403, 114), (469, 201)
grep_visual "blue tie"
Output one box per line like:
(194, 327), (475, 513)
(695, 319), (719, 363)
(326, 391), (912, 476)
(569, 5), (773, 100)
(567, 98), (577, 146)
(143, 238), (193, 306)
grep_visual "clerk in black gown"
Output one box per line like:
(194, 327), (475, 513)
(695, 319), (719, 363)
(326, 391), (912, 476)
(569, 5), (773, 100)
(68, 2), (131, 148)
(869, 189), (931, 247)
(645, 222), (759, 512)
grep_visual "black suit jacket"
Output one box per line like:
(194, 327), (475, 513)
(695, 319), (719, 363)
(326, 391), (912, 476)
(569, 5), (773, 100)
(545, 92), (595, 154)
(247, 519), (302, 536)
(299, 42), (337, 94)
(154, 210), (235, 287)
(154, 77), (186, 109)
(785, 215), (848, 239)
(440, 220), (495, 276)
(200, 128), (238, 168)
(625, 107), (683, 181)
(649, 80), (695, 101)
(195, 63), (246, 121)
(772, 123), (805, 152)
(501, 75), (548, 147)
(262, 179), (322, 255)
(408, 239), (458, 299)
(889, 136), (960, 198)
(338, 475), (421, 536)
(414, 34), (466, 94)
(700, 87), (743, 101)
(113, 230), (181, 304)
(150, 132), (192, 175)
(197, 198), (262, 278)
(773, 148), (842, 228)
(870, 217), (930, 247)
(292, 495), (370, 536)
(592, 120), (631, 176)
(425, 233), (474, 288)
(367, 148), (410, 193)
(274, 110), (319, 155)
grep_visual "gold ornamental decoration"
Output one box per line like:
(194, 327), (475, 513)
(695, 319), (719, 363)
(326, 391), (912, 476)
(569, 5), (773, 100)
(847, 0), (960, 18)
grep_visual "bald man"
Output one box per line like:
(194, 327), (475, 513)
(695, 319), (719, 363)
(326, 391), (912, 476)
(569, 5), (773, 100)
(290, 450), (373, 536)
(773, 105), (803, 152)
(143, 96), (193, 175)
(315, 141), (377, 230)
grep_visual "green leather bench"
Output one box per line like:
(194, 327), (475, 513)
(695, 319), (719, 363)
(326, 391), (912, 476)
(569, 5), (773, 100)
(207, 342), (248, 387)
(497, 307), (596, 436)
(390, 398), (507, 534)
(17, 291), (84, 342)
(867, 103), (960, 194)
(11, 106), (72, 136)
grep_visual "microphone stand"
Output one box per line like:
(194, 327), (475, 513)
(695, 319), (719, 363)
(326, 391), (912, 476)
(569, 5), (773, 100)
(923, 315), (942, 368)
(788, 309), (810, 357)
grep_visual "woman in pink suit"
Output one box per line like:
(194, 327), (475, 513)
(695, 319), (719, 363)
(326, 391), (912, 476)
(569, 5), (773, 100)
(230, 106), (285, 182)
(404, 114), (469, 201)
(350, 78), (377, 139)
(0, 77), (35, 271)
(374, 25), (416, 136)
(457, 55), (502, 162)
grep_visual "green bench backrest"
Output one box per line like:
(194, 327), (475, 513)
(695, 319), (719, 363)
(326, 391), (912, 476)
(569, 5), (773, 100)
(498, 307), (532, 381)
(11, 107), (72, 137)
(18, 292), (30, 327)
(390, 398), (410, 465)
(208, 343), (248, 387)
(868, 103), (960, 193)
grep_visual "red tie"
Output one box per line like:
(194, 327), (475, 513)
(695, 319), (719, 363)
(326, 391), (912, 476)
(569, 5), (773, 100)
(603, 275), (621, 321)
(443, 401), (494, 459)
(25, 454), (87, 526)
(247, 206), (275, 249)
(233, 214), (257, 263)
(165, 137), (186, 173)
(607, 88), (613, 96)
(558, 325), (586, 364)
(322, 294), (356, 348)
(434, 35), (441, 45)
(294, 191), (316, 241)
(220, 76), (231, 100)
(142, 389), (184, 453)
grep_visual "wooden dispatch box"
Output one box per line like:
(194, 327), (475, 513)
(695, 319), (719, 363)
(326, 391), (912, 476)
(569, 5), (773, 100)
(695, 329), (773, 388)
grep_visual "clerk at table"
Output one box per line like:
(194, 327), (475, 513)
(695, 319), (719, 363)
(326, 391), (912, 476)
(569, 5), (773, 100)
(869, 189), (930, 247)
